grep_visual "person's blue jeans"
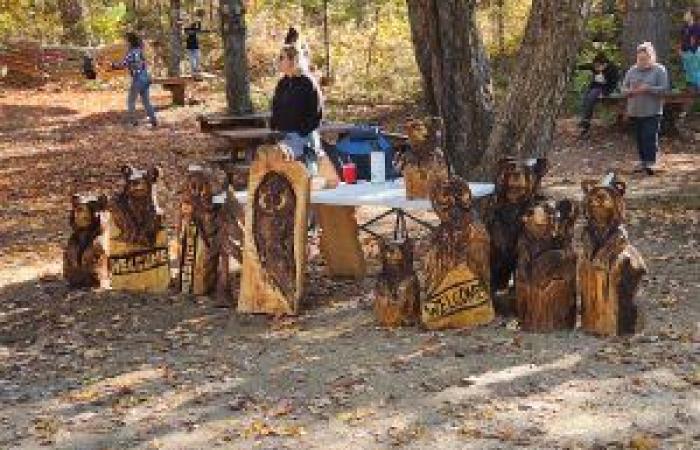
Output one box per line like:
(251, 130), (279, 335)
(127, 71), (157, 126)
(633, 115), (661, 168)
(580, 86), (603, 128)
(187, 49), (201, 74)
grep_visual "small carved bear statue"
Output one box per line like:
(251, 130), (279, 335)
(402, 117), (449, 199)
(64, 194), (108, 288)
(515, 198), (578, 332)
(374, 237), (421, 327)
(579, 173), (647, 336)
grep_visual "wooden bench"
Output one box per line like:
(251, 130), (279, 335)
(600, 91), (699, 134)
(197, 112), (271, 132)
(151, 74), (214, 106)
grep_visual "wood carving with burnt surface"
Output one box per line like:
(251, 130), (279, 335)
(107, 166), (170, 292)
(580, 174), (647, 336)
(515, 199), (578, 332)
(214, 186), (245, 303)
(177, 166), (219, 296)
(64, 194), (109, 288)
(422, 177), (494, 330)
(484, 157), (547, 315)
(239, 146), (310, 315)
(402, 117), (449, 199)
(374, 238), (420, 327)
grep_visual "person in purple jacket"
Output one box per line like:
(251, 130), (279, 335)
(112, 32), (158, 128)
(680, 9), (700, 90)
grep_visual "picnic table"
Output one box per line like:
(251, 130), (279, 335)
(197, 112), (272, 132)
(151, 73), (214, 106)
(600, 91), (699, 134)
(227, 178), (495, 278)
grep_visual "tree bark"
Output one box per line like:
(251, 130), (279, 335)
(406, 0), (495, 177)
(168, 0), (182, 77)
(480, 0), (592, 176)
(221, 0), (253, 114)
(57, 0), (88, 45)
(621, 0), (671, 68)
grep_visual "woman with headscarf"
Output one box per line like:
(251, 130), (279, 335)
(620, 42), (669, 175)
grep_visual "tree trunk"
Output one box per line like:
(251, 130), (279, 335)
(480, 0), (592, 176)
(221, 0), (253, 114)
(406, 0), (495, 177)
(621, 0), (671, 68)
(57, 0), (88, 45)
(168, 0), (182, 77)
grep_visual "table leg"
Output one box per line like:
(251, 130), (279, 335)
(316, 205), (366, 279)
(170, 84), (185, 106)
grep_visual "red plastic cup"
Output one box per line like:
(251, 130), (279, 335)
(342, 162), (357, 184)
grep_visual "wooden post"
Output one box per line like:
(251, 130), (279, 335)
(316, 205), (366, 278)
(239, 146), (310, 315)
(169, 82), (186, 105)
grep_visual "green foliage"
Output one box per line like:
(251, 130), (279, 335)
(88, 3), (127, 44)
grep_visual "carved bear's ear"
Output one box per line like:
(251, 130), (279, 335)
(121, 165), (133, 179)
(533, 157), (548, 179)
(94, 194), (108, 211)
(613, 180), (626, 197)
(581, 180), (596, 194)
(71, 194), (81, 208)
(557, 199), (578, 222)
(147, 166), (160, 182)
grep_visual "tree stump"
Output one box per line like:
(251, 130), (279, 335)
(374, 238), (420, 327)
(579, 175), (647, 336)
(63, 194), (109, 289)
(515, 199), (578, 332)
(107, 166), (170, 293)
(422, 177), (494, 330)
(238, 146), (310, 315)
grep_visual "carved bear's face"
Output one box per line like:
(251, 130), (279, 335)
(122, 166), (159, 201)
(430, 177), (472, 224)
(522, 202), (556, 240)
(405, 117), (442, 159)
(582, 177), (626, 227)
(496, 158), (547, 204)
(71, 194), (107, 230)
(382, 239), (413, 275)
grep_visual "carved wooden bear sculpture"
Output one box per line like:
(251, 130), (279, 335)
(64, 194), (108, 288)
(422, 177), (494, 330)
(107, 166), (170, 292)
(515, 198), (578, 332)
(214, 185), (245, 303)
(374, 235), (420, 327)
(580, 174), (647, 336)
(177, 166), (219, 296)
(484, 157), (547, 315)
(402, 117), (449, 199)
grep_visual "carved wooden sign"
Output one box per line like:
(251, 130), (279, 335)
(579, 174), (647, 336)
(402, 117), (449, 199)
(64, 194), (109, 288)
(422, 177), (494, 329)
(239, 146), (310, 315)
(515, 199), (578, 332)
(484, 157), (547, 315)
(177, 166), (219, 296)
(374, 237), (420, 327)
(107, 166), (170, 292)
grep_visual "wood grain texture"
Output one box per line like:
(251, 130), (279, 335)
(239, 146), (310, 315)
(374, 239), (420, 327)
(215, 186), (245, 303)
(422, 177), (494, 329)
(316, 205), (366, 279)
(402, 117), (448, 199)
(63, 194), (109, 289)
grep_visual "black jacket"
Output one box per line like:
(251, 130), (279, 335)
(579, 62), (619, 96)
(270, 74), (323, 136)
(185, 22), (201, 50)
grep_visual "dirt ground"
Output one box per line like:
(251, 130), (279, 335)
(1, 83), (699, 450)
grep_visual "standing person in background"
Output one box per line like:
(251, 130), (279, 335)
(621, 42), (669, 176)
(184, 10), (207, 77)
(680, 9), (700, 91)
(270, 27), (325, 174)
(577, 51), (619, 138)
(112, 32), (158, 128)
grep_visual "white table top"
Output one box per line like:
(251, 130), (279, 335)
(212, 122), (359, 140)
(222, 179), (495, 211)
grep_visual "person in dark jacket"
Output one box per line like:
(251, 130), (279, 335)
(270, 27), (324, 173)
(578, 52), (619, 137)
(184, 20), (202, 75)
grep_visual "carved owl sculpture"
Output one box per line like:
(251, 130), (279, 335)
(374, 238), (420, 327)
(109, 165), (162, 247)
(64, 194), (108, 288)
(253, 171), (298, 301)
(484, 157), (547, 315)
(515, 198), (578, 332)
(579, 173), (647, 336)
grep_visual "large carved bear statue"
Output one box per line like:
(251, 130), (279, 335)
(579, 173), (647, 336)
(64, 194), (109, 288)
(107, 166), (170, 292)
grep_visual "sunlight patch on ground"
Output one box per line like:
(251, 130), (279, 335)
(0, 259), (61, 288)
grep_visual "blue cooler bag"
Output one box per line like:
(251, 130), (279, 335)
(334, 126), (397, 181)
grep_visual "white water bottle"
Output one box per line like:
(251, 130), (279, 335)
(370, 147), (386, 184)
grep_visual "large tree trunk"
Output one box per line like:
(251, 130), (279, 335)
(480, 0), (592, 176)
(406, 0), (495, 177)
(57, 0), (88, 45)
(168, 0), (182, 77)
(621, 0), (671, 68)
(221, 0), (253, 114)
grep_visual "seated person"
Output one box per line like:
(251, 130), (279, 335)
(578, 52), (619, 137)
(270, 27), (324, 174)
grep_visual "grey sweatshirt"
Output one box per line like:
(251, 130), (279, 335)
(620, 63), (669, 117)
